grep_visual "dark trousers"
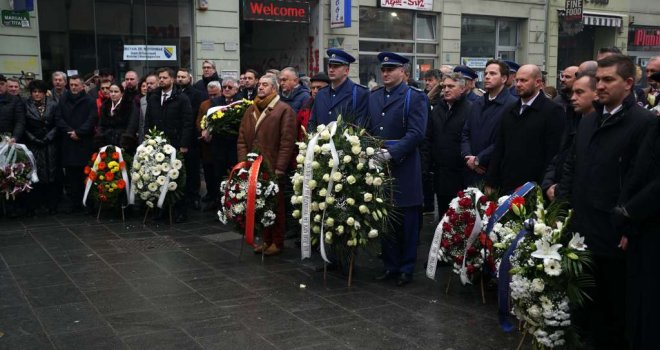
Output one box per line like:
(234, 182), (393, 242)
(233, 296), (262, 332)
(211, 135), (238, 194)
(422, 172), (434, 211)
(202, 162), (217, 200)
(435, 194), (454, 218)
(381, 206), (421, 275)
(64, 166), (85, 209)
(27, 182), (61, 211)
(577, 254), (627, 350)
(184, 146), (201, 204)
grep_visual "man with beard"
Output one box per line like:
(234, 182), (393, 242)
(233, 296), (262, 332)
(241, 69), (259, 101)
(309, 48), (368, 128)
(366, 52), (428, 287)
(145, 68), (194, 223)
(557, 55), (655, 349)
(279, 67), (310, 113)
(544, 74), (598, 201)
(56, 75), (97, 213)
(554, 66), (579, 111)
(461, 59), (517, 186)
(424, 72), (472, 214)
(123, 70), (140, 102)
(194, 60), (221, 100)
(485, 64), (564, 194)
(237, 75), (297, 256)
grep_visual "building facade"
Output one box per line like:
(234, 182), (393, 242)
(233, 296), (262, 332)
(0, 0), (658, 88)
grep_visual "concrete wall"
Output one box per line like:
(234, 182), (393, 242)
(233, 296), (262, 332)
(0, 0), (42, 79)
(193, 0), (240, 81)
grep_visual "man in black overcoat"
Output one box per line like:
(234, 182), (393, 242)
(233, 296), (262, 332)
(144, 68), (194, 223)
(558, 54), (655, 349)
(56, 75), (97, 212)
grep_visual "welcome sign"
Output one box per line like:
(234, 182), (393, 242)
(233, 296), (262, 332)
(243, 0), (310, 23)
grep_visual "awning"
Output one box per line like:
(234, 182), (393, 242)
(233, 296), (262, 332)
(583, 13), (622, 28)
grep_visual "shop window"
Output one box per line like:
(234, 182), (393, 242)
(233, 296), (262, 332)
(461, 16), (519, 63)
(359, 7), (437, 85)
(39, 0), (193, 82)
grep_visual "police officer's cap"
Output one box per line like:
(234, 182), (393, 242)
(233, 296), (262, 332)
(503, 60), (520, 73)
(377, 52), (409, 67)
(327, 48), (355, 65)
(453, 65), (478, 80)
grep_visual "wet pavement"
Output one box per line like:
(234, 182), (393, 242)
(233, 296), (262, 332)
(0, 209), (520, 349)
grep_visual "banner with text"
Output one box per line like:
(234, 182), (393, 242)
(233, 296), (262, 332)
(243, 0), (310, 23)
(330, 0), (351, 28)
(379, 0), (433, 11)
(123, 45), (177, 61)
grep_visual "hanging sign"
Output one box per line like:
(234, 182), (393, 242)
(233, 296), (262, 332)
(379, 0), (433, 11)
(330, 0), (351, 28)
(123, 45), (177, 61)
(564, 0), (583, 22)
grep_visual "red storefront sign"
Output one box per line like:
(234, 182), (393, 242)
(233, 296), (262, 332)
(629, 27), (660, 51)
(243, 0), (310, 23)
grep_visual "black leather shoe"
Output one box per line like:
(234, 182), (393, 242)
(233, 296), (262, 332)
(374, 270), (397, 281)
(396, 273), (413, 287)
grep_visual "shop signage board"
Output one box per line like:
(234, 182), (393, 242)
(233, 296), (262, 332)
(629, 27), (660, 50)
(243, 0), (310, 23)
(2, 10), (30, 27)
(379, 0), (433, 11)
(123, 45), (177, 61)
(461, 57), (491, 69)
(564, 0), (583, 22)
(330, 0), (351, 28)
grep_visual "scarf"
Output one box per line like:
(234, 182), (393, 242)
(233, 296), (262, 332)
(253, 92), (278, 116)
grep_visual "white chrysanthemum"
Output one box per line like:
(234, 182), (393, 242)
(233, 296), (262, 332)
(359, 205), (369, 214)
(356, 162), (364, 170)
(363, 193), (373, 202)
(147, 183), (158, 192)
(163, 145), (174, 154)
(167, 181), (178, 191)
(145, 145), (154, 153)
(151, 168), (161, 176)
(319, 188), (327, 197)
(531, 278), (545, 293)
(147, 139), (156, 145)
(169, 169), (179, 180)
(322, 173), (330, 182)
(346, 175), (356, 184)
(336, 225), (344, 235)
(331, 172), (342, 182)
(334, 184), (343, 192)
(161, 163), (171, 172)
(140, 192), (149, 200)
(346, 198), (355, 206)
(173, 159), (183, 170)
(325, 218), (334, 227)
(343, 155), (352, 163)
(311, 161), (320, 170)
(308, 180), (317, 189)
(141, 173), (151, 181)
(155, 153), (165, 162)
(366, 147), (375, 156)
(372, 177), (383, 186)
(156, 176), (166, 185)
(292, 210), (301, 218)
(132, 162), (141, 170)
(296, 155), (305, 164)
(131, 173), (140, 182)
(351, 145), (361, 155)
(346, 217), (355, 226)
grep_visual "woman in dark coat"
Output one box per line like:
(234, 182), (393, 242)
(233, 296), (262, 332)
(97, 83), (138, 153)
(23, 80), (61, 214)
(209, 77), (243, 188)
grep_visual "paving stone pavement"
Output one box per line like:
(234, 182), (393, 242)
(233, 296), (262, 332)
(0, 209), (522, 350)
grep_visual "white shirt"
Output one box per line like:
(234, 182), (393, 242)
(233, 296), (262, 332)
(161, 89), (172, 105)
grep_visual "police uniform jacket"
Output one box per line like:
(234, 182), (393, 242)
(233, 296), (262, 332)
(365, 82), (428, 207)
(309, 78), (368, 128)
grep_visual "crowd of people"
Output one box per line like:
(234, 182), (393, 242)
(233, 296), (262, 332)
(1, 47), (659, 348)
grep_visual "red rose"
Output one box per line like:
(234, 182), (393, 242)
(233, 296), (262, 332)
(84, 166), (91, 175)
(485, 202), (497, 216)
(454, 256), (464, 265)
(452, 234), (462, 245)
(97, 162), (107, 170)
(467, 265), (475, 275)
(457, 190), (465, 197)
(446, 208), (455, 216)
(440, 239), (450, 249)
(112, 152), (120, 160)
(460, 211), (472, 222)
(467, 246), (477, 256)
(105, 171), (114, 181)
(464, 223), (475, 238)
(116, 179), (126, 190)
(510, 196), (525, 209)
(479, 195), (487, 204)
(442, 222), (452, 232)
(458, 197), (472, 208)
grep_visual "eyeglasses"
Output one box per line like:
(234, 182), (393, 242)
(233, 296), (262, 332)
(222, 85), (235, 90)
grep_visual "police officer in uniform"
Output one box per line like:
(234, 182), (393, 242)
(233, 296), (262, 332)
(504, 60), (520, 97)
(366, 52), (428, 286)
(309, 48), (369, 129)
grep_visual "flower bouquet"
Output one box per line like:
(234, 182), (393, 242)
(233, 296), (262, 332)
(201, 99), (253, 136)
(291, 116), (394, 286)
(129, 129), (186, 222)
(426, 188), (497, 292)
(489, 194), (532, 278)
(0, 136), (38, 200)
(82, 145), (131, 216)
(218, 152), (279, 248)
(504, 189), (592, 348)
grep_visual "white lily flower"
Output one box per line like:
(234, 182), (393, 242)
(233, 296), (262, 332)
(531, 240), (562, 260)
(568, 233), (587, 251)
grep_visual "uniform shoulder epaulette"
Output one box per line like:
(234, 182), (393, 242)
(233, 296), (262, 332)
(355, 83), (369, 90)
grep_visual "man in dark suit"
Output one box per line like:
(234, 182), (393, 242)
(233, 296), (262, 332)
(424, 72), (473, 214)
(309, 48), (369, 129)
(177, 68), (204, 209)
(56, 75), (97, 213)
(144, 67), (194, 223)
(365, 52), (428, 287)
(558, 54), (655, 350)
(485, 64), (565, 194)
